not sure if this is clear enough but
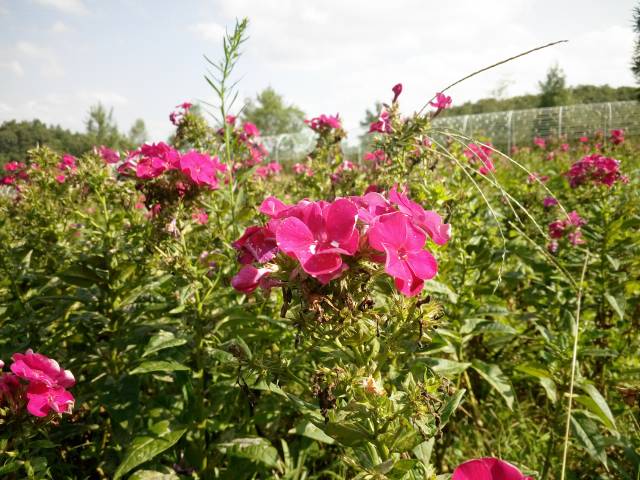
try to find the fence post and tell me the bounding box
[558,106,563,138]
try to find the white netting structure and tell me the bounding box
[260,101,640,161]
[431,101,640,151]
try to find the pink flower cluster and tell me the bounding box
[55,154,78,183]
[533,137,546,149]
[169,101,193,126]
[566,153,627,188]
[464,143,495,175]
[548,210,586,251]
[609,129,624,145]
[119,142,227,190]
[369,110,392,134]
[429,92,452,111]
[453,457,532,480]
[305,114,342,132]
[231,187,450,297]
[255,162,282,179]
[364,149,390,167]
[1,161,29,188]
[293,163,313,176]
[223,117,270,168]
[0,350,75,417]
[95,145,120,164]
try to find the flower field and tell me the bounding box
[1,22,639,480]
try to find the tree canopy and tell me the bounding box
[241,87,305,136]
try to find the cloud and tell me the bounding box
[188,22,226,42]
[50,21,70,33]
[0,102,12,114]
[0,60,24,77]
[16,41,65,77]
[32,0,88,15]
[77,91,128,106]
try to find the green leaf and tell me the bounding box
[217,437,280,468]
[413,438,435,465]
[516,363,557,403]
[471,360,515,410]
[439,389,466,429]
[604,293,624,320]
[58,264,103,288]
[420,357,471,376]
[289,422,335,444]
[142,331,187,357]
[130,361,190,375]
[129,469,180,480]
[324,422,371,447]
[113,426,186,480]
[571,416,607,467]
[577,383,617,433]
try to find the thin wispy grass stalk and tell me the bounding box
[560,251,590,480]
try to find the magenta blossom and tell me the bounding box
[232,225,278,265]
[464,143,495,176]
[579,136,589,143]
[452,458,532,480]
[543,196,558,208]
[369,110,392,134]
[243,122,260,137]
[527,172,549,184]
[392,83,403,102]
[11,350,75,389]
[560,143,570,152]
[389,186,450,245]
[566,153,626,188]
[368,212,437,296]
[96,146,120,164]
[276,199,359,281]
[610,129,624,145]
[533,137,546,149]
[429,92,452,111]
[192,209,208,225]
[231,265,276,294]
[364,149,389,166]
[25,383,75,417]
[306,114,342,132]
[179,151,226,189]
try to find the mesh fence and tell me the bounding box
[431,101,640,151]
[261,101,640,161]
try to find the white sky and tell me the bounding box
[0,0,637,144]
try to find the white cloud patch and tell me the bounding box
[0,60,24,77]
[33,0,88,15]
[50,21,70,33]
[188,22,227,42]
[17,41,65,77]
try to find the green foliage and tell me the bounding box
[242,87,305,136]
[538,65,570,108]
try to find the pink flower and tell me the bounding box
[429,92,452,111]
[232,226,278,264]
[452,458,532,480]
[55,174,66,183]
[560,143,570,152]
[368,212,437,296]
[225,115,237,125]
[243,122,260,137]
[548,220,565,239]
[10,350,75,389]
[276,199,359,281]
[0,372,22,410]
[25,383,74,417]
[96,146,120,164]
[231,265,275,293]
[58,154,78,172]
[392,83,403,102]
[389,186,451,245]
[464,143,495,175]
[364,149,389,166]
[4,161,21,172]
[369,110,392,134]
[610,129,624,145]
[192,209,209,225]
[579,136,589,143]
[179,151,226,188]
[543,196,558,208]
[566,153,624,188]
[293,163,313,176]
[306,114,342,132]
[533,137,546,149]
